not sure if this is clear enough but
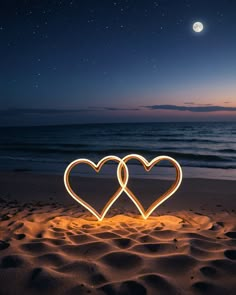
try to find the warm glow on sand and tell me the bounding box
[64,154,182,220]
[52,214,190,231]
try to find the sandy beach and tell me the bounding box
[0,172,236,294]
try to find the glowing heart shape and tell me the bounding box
[117,154,183,219]
[64,156,128,221]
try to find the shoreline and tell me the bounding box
[2,164,236,181]
[1,171,235,212]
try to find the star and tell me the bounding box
[154,2,159,8]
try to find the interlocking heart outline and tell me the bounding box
[64,154,183,221]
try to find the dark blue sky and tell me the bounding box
[1,0,236,125]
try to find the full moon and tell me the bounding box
[193,22,204,33]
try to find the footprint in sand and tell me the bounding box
[0,241,10,251]
[224,249,236,260]
[100,251,142,270]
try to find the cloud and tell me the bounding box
[184,102,213,106]
[89,106,139,111]
[0,106,140,116]
[144,104,236,112]
[104,107,139,111]
[0,108,93,116]
[184,102,195,105]
[199,104,213,106]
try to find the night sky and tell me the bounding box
[1,0,236,125]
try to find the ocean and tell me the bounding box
[0,122,236,180]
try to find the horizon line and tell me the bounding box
[1,120,236,128]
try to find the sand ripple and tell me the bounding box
[0,203,236,294]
